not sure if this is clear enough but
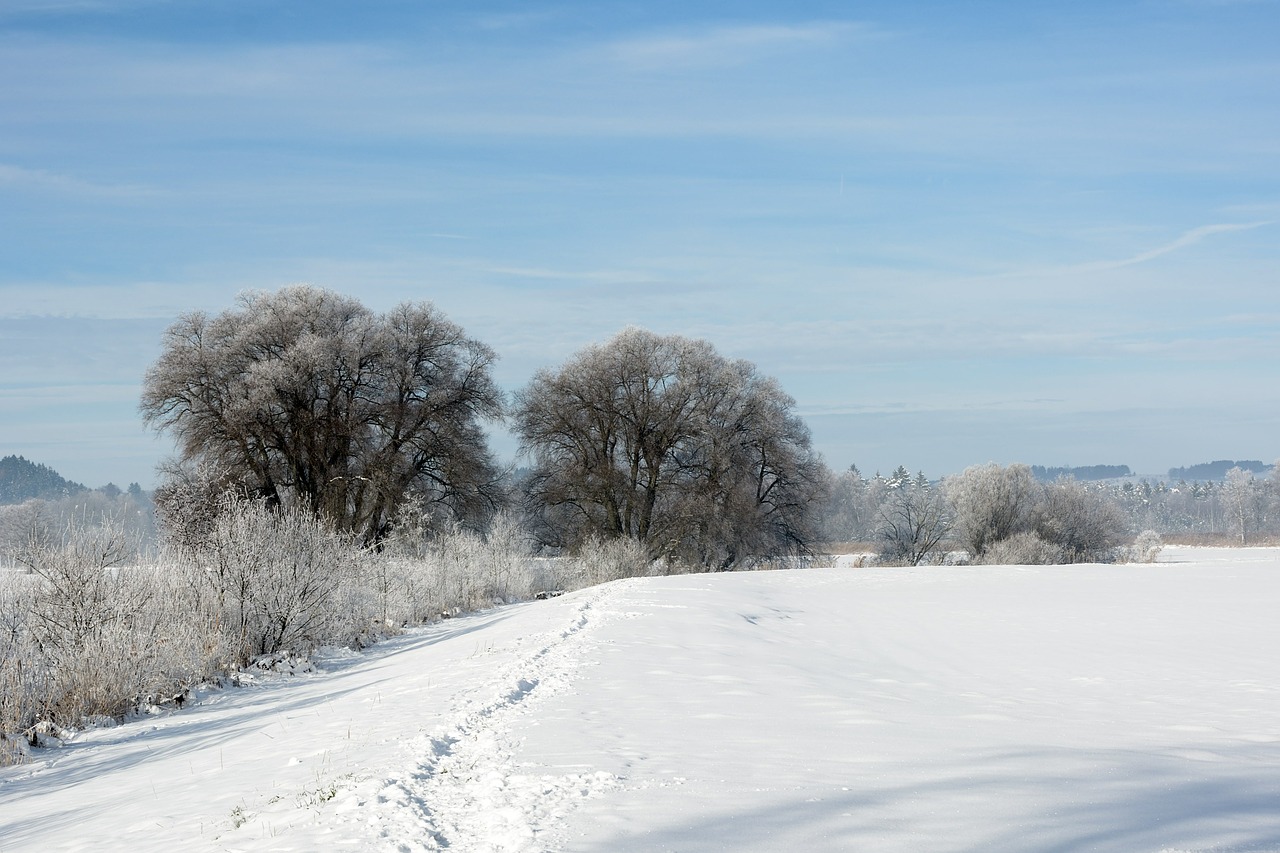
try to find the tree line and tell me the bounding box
[139,286,827,568]
[134,284,1250,566]
[14,283,1274,570]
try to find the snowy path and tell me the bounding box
[4,549,1280,852]
[353,581,627,851]
[0,580,631,852]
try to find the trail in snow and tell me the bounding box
[331,580,631,852]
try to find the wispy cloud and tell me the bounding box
[993,220,1279,283]
[1085,221,1274,271]
[604,21,869,71]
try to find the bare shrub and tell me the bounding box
[980,532,1063,565]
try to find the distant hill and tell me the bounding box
[0,455,87,504]
[1031,464,1132,482]
[1168,460,1272,482]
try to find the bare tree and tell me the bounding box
[514,327,826,568]
[140,286,503,545]
[1033,478,1128,562]
[875,477,953,566]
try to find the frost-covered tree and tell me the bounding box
[944,463,1042,560]
[140,286,503,545]
[514,327,827,568]
[1221,466,1263,545]
[818,464,884,543]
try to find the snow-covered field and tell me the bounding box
[3,547,1280,852]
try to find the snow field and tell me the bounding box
[535,556,1280,851]
[3,548,1280,852]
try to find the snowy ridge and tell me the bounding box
[352,581,631,852]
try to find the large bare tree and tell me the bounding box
[514,327,827,568]
[140,286,503,545]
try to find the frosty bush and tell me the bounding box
[377,511,541,625]
[554,534,653,590]
[1,485,664,762]
[0,523,212,754]
[187,496,374,664]
[1033,479,1129,563]
[1129,530,1164,564]
[942,465,1130,565]
[979,532,1063,566]
[0,570,38,761]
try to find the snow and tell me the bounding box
[4,547,1280,852]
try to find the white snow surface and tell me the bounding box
[4,546,1280,852]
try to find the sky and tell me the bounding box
[1,0,1278,489]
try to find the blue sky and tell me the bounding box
[2,0,1278,488]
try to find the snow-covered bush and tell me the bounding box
[187,496,374,664]
[0,570,39,763]
[553,535,653,590]
[0,523,214,754]
[1129,530,1164,564]
[1033,479,1129,563]
[943,465,1130,565]
[979,531,1062,565]
[375,511,542,625]
[945,464,1041,561]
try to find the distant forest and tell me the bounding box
[0,455,86,504]
[1168,460,1272,482]
[1030,465,1132,482]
